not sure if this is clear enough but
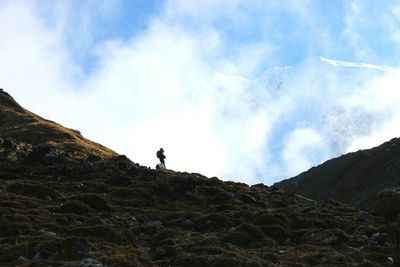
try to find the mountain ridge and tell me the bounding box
[274,136,400,210]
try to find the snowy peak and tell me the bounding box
[320,57,395,72]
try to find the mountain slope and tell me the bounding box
[0,89,398,266]
[274,137,400,210]
[0,89,116,159]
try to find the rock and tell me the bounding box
[368,232,388,247]
[26,143,65,164]
[357,211,374,223]
[156,163,166,169]
[17,256,29,263]
[351,230,370,245]
[32,251,41,260]
[148,219,163,226]
[305,229,349,245]
[41,229,57,237]
[374,187,400,221]
[128,216,139,227]
[251,183,269,190]
[238,193,257,204]
[214,191,235,202]
[181,218,194,229]
[223,223,277,248]
[108,155,135,170]
[0,136,3,146]
[45,148,64,158]
[2,137,18,149]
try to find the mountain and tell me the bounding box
[0,89,398,266]
[0,89,116,160]
[274,137,400,210]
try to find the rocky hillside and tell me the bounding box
[274,138,400,211]
[0,89,398,266]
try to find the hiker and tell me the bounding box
[156,148,166,167]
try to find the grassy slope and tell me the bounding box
[0,89,116,159]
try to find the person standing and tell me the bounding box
[156,148,166,167]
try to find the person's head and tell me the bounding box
[160,148,164,152]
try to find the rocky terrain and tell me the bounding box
[0,89,399,266]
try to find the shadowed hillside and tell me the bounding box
[274,138,400,210]
[0,89,398,266]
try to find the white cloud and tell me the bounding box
[345,70,400,151]
[1,1,400,186]
[0,1,77,114]
[282,128,328,175]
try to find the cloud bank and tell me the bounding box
[1,0,400,185]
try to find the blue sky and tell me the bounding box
[1,0,400,184]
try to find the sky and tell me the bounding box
[1,0,400,185]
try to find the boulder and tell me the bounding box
[156,163,166,169]
[238,193,257,204]
[304,229,350,245]
[374,187,400,221]
[26,143,65,164]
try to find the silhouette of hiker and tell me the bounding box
[156,148,166,167]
